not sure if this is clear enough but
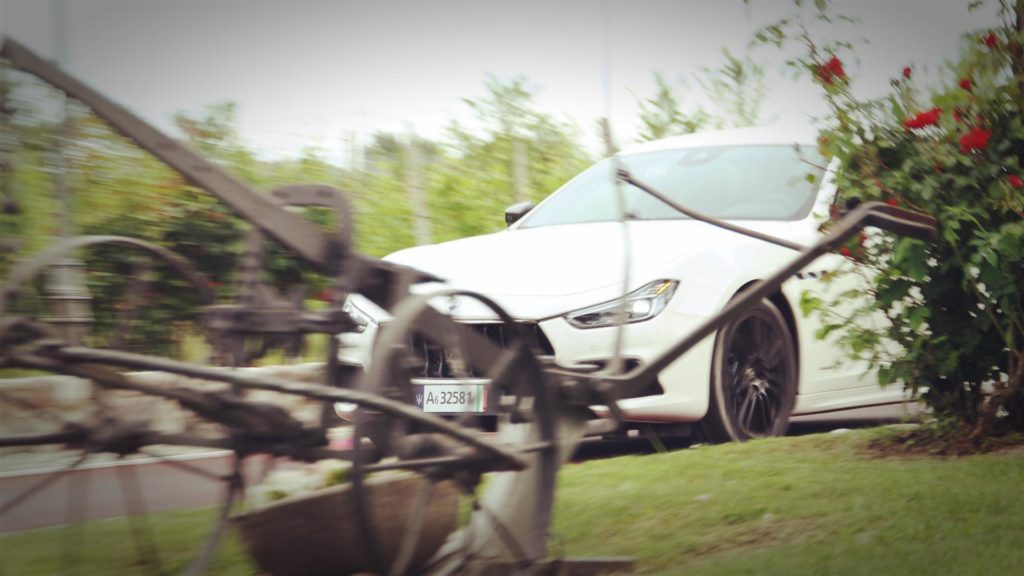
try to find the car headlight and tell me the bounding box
[564,279,678,329]
[343,297,375,333]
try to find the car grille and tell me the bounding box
[406,322,555,379]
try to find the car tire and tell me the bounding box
[699,299,797,443]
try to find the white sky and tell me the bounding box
[1,0,998,163]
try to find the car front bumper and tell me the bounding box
[337,304,716,424]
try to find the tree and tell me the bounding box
[440,75,591,240]
[636,51,770,142]
[636,72,708,141]
[699,49,771,129]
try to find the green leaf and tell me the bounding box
[908,306,931,331]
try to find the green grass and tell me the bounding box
[3,428,1022,575]
[0,506,256,576]
[553,427,1024,575]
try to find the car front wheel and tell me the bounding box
[700,299,797,442]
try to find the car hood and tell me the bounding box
[382,220,798,320]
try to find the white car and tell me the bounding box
[339,126,904,442]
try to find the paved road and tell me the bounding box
[0,452,268,534]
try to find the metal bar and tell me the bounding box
[0,235,214,315]
[10,348,527,470]
[0,429,85,447]
[0,38,335,272]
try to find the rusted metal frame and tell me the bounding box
[0,429,85,447]
[400,295,509,371]
[17,345,529,470]
[0,235,215,314]
[5,351,511,470]
[365,288,562,562]
[551,200,938,401]
[0,38,335,272]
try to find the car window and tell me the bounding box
[519,144,825,228]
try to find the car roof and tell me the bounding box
[619,124,820,156]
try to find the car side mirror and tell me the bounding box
[504,201,535,227]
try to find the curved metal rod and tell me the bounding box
[550,200,938,400]
[9,346,528,471]
[616,168,804,251]
[0,235,215,315]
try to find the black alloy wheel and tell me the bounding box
[700,299,797,442]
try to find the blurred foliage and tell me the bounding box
[635,50,770,141]
[0,71,591,358]
[760,0,1024,441]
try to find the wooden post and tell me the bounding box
[404,124,432,246]
[512,139,530,204]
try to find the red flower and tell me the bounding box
[902,66,912,79]
[959,78,972,91]
[816,55,846,85]
[885,198,901,207]
[839,246,853,258]
[983,32,998,48]
[903,107,942,130]
[953,109,964,123]
[315,288,336,302]
[958,126,992,153]
[1009,175,1023,189]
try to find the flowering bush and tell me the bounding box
[767,1,1024,443]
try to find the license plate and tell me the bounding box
[415,383,487,413]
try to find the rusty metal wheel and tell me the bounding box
[357,288,563,572]
[0,358,248,576]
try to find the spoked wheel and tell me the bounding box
[356,288,561,573]
[0,363,249,575]
[0,239,247,575]
[700,299,797,443]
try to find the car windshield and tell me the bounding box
[518,144,826,228]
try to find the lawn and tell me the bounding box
[2,427,1022,575]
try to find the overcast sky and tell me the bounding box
[1,0,997,162]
